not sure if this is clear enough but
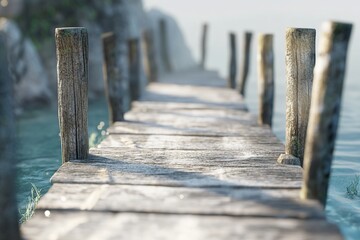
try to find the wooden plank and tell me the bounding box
[37,184,324,219]
[88,148,282,167]
[141,83,244,107]
[51,161,302,188]
[108,121,277,137]
[97,135,285,151]
[131,101,247,111]
[21,211,342,240]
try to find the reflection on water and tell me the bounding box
[16,97,109,213]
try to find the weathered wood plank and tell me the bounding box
[51,162,302,188]
[56,27,89,163]
[97,134,285,151]
[37,184,324,219]
[88,148,282,167]
[22,211,342,240]
[132,101,247,111]
[108,121,277,137]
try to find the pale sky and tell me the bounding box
[144,0,359,78]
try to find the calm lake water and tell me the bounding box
[16,76,360,239]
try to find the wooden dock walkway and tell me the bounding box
[21,70,342,240]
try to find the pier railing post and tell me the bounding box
[200,23,208,69]
[238,31,253,96]
[159,19,172,73]
[56,27,89,163]
[228,32,237,89]
[128,38,142,101]
[102,32,128,123]
[143,30,158,83]
[257,34,274,127]
[0,32,21,240]
[301,21,352,205]
[278,28,315,166]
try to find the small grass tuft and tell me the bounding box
[19,184,42,224]
[346,175,360,199]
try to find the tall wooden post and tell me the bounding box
[102,32,130,123]
[0,32,21,240]
[143,30,158,83]
[238,32,253,96]
[159,19,172,72]
[128,38,142,101]
[56,27,89,163]
[112,0,131,111]
[301,22,352,205]
[257,34,274,127]
[228,32,237,89]
[278,28,316,166]
[200,23,208,69]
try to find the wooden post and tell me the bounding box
[200,23,208,69]
[257,34,274,127]
[301,22,352,205]
[128,38,142,101]
[56,27,89,163]
[0,32,21,240]
[228,32,237,89]
[278,28,316,166]
[159,19,172,72]
[102,32,130,123]
[238,31,252,96]
[143,30,158,83]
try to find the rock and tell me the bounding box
[0,18,52,109]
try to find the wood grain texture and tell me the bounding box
[143,30,158,82]
[257,34,274,127]
[56,27,89,163]
[102,32,127,122]
[0,31,21,240]
[37,184,324,219]
[238,32,252,96]
[283,28,315,166]
[22,70,341,239]
[22,211,342,240]
[301,22,352,205]
[128,38,142,101]
[51,161,302,188]
[228,33,237,89]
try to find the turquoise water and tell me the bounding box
[16,84,360,239]
[16,97,109,213]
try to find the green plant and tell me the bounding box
[346,175,360,199]
[19,184,42,224]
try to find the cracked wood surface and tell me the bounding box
[21,70,342,239]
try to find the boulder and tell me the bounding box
[0,18,52,109]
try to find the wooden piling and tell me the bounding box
[0,32,21,240]
[257,34,274,127]
[238,32,253,96]
[159,19,172,72]
[200,23,208,69]
[143,30,158,83]
[301,22,352,205]
[278,28,315,166]
[128,38,142,101]
[102,32,129,123]
[228,33,237,89]
[56,27,89,163]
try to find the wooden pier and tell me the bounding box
[21,70,342,240]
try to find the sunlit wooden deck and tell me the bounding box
[21,70,342,240]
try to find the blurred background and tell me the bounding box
[0,0,359,239]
